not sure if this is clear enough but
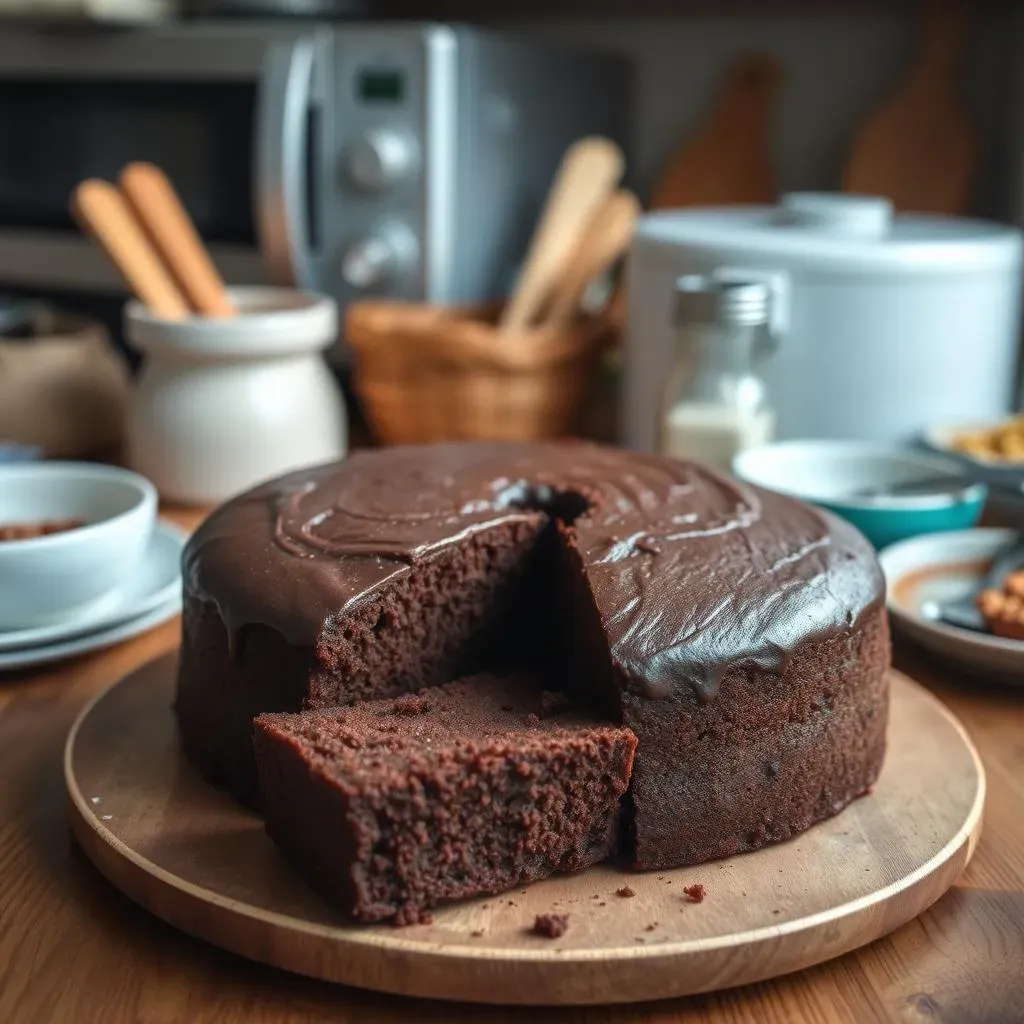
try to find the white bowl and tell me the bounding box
[732,440,985,549]
[0,462,157,630]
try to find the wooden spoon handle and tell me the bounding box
[544,190,640,329]
[70,179,190,320]
[500,137,625,334]
[119,162,235,318]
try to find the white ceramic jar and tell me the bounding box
[125,287,347,504]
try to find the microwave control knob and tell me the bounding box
[347,128,418,192]
[341,222,418,290]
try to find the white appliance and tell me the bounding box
[625,193,1024,451]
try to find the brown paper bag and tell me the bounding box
[0,314,129,458]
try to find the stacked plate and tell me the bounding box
[0,462,184,671]
[0,521,184,670]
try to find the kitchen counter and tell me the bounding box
[2,506,1024,1024]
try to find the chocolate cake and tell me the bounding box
[254,674,636,924]
[178,440,888,876]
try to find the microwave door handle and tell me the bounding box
[256,37,315,289]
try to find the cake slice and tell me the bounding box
[254,674,636,924]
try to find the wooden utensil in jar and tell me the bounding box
[649,53,780,210]
[543,190,640,329]
[842,0,976,214]
[500,137,625,334]
[120,162,236,317]
[71,180,190,320]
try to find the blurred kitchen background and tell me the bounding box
[3,0,1024,480]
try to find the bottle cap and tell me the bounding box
[674,274,770,328]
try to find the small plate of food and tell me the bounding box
[924,414,1024,473]
[879,527,1024,682]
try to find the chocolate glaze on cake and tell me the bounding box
[177,440,888,870]
[185,442,880,694]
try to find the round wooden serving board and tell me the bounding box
[65,657,984,1006]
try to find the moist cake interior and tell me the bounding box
[255,674,636,924]
[308,482,612,712]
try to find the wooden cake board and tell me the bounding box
[65,657,984,1006]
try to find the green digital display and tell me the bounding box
[359,70,404,103]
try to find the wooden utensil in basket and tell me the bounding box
[347,302,611,444]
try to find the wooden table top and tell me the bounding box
[3,506,1024,1024]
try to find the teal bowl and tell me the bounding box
[732,441,987,550]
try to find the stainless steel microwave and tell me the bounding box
[0,22,630,317]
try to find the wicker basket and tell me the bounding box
[346,301,611,444]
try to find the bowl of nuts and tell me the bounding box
[925,414,1024,470]
[0,462,157,630]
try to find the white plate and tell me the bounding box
[879,528,1024,682]
[0,593,181,671]
[0,520,185,652]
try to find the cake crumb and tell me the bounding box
[390,694,433,716]
[599,902,606,907]
[470,929,484,937]
[616,886,636,898]
[390,910,433,927]
[645,922,658,931]
[683,884,706,903]
[532,914,569,938]
[772,910,780,915]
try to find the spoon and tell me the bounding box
[921,535,1024,631]
[850,474,1022,503]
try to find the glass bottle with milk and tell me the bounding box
[659,274,775,473]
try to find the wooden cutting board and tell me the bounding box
[648,53,780,210]
[842,0,976,214]
[65,656,983,1006]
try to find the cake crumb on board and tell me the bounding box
[532,914,569,938]
[682,884,706,903]
[616,886,635,898]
